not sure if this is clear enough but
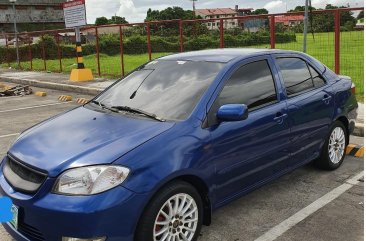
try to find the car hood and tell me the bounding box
[9,106,174,177]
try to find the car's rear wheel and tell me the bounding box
[135,181,203,241]
[316,121,347,170]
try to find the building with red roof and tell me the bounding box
[275,15,304,26]
[195,6,239,30]
[195,5,267,32]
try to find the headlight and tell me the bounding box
[53,165,130,195]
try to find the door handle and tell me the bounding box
[274,113,288,123]
[322,94,332,104]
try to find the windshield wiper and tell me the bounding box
[91,100,119,113]
[111,105,166,122]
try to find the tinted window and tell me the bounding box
[277,58,313,96]
[309,65,326,88]
[96,60,225,121]
[305,54,326,73]
[216,60,277,110]
[207,60,277,126]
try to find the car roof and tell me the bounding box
[159,48,297,63]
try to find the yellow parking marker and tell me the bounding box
[76,98,89,105]
[58,95,72,102]
[346,144,356,155]
[355,147,364,158]
[1,85,12,90]
[0,83,9,89]
[346,144,364,158]
[35,91,47,97]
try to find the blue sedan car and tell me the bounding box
[1,49,358,241]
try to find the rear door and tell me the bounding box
[273,55,335,167]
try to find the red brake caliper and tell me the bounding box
[155,215,165,232]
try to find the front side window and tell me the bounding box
[95,60,225,121]
[216,60,277,110]
[276,58,313,96]
[208,60,277,125]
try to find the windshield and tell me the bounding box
[95,60,225,121]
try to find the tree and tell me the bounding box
[357,10,364,19]
[288,4,356,32]
[95,16,129,25]
[95,17,109,25]
[146,6,195,21]
[109,16,128,24]
[288,5,316,12]
[252,8,268,15]
[327,5,356,27]
[145,6,205,37]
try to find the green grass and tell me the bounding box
[2,52,170,78]
[266,32,363,101]
[2,31,363,100]
[243,32,363,100]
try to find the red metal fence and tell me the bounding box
[0,7,363,96]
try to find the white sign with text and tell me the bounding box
[63,0,87,28]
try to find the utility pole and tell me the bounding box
[191,0,197,19]
[303,0,309,53]
[190,0,198,37]
[9,0,19,67]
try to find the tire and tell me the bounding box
[135,181,203,241]
[315,121,347,170]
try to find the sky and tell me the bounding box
[85,0,364,24]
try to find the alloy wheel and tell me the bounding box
[328,127,346,164]
[153,193,199,241]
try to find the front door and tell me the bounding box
[206,57,291,205]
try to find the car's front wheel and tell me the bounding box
[316,121,347,170]
[136,181,203,241]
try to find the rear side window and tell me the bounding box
[309,65,326,88]
[277,58,313,96]
[218,60,277,110]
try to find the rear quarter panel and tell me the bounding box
[331,76,358,133]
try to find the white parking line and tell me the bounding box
[254,171,364,241]
[0,102,70,113]
[0,133,20,139]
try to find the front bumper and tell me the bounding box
[0,159,150,241]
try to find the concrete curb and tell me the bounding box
[353,123,364,137]
[0,77,103,96]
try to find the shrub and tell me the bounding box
[124,35,147,54]
[0,31,297,63]
[98,34,121,55]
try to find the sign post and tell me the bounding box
[63,0,93,82]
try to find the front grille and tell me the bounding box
[3,155,47,194]
[18,221,45,241]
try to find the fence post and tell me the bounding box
[41,34,47,71]
[270,15,275,49]
[5,35,10,67]
[220,19,224,48]
[147,23,152,61]
[179,20,184,52]
[119,26,125,77]
[28,35,33,70]
[56,31,62,72]
[334,9,340,74]
[95,27,101,77]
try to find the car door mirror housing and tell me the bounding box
[217,104,248,122]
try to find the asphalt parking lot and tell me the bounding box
[0,84,363,241]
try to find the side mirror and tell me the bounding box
[217,104,248,122]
